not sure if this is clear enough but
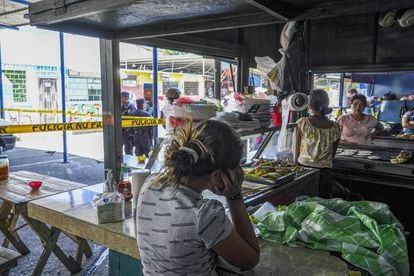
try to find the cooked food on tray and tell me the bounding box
[243,160,304,181]
[367,155,381,160]
[390,150,412,164]
[396,133,414,140]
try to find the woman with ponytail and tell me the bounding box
[295,89,348,198]
[137,120,259,275]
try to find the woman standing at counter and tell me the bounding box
[338,94,384,145]
[296,89,348,198]
[137,120,259,275]
[402,107,414,134]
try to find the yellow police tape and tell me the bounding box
[0,118,165,134]
[3,107,102,118]
[3,108,158,120]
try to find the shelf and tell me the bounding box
[238,126,280,139]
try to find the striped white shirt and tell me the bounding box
[137,180,233,275]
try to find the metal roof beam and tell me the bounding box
[9,0,31,5]
[127,34,241,59]
[241,0,299,20]
[29,0,141,25]
[0,7,27,17]
[117,12,282,40]
[0,23,19,30]
[296,0,414,21]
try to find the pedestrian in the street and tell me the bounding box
[121,91,136,155]
[131,98,152,158]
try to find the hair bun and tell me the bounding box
[169,147,198,177]
[320,105,333,115]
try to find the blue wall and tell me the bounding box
[373,73,414,98]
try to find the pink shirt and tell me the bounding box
[337,114,378,145]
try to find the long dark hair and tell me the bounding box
[154,120,243,190]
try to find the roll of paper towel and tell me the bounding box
[287,93,308,111]
[132,169,150,211]
[277,92,308,153]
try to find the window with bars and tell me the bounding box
[184,81,199,95]
[3,70,27,102]
[88,88,102,101]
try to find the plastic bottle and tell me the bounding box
[118,164,132,201]
[0,155,9,181]
[103,169,114,193]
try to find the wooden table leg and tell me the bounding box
[32,226,61,276]
[65,232,93,263]
[0,202,30,255]
[24,217,81,275]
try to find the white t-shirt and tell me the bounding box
[161,104,175,135]
[136,180,233,275]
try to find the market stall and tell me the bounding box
[25,0,414,274]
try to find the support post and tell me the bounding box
[0,36,4,119]
[339,73,345,108]
[152,48,158,146]
[237,54,249,93]
[59,32,68,163]
[214,60,221,100]
[100,39,122,181]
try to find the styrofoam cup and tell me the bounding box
[131,169,150,210]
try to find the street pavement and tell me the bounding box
[2,139,109,275]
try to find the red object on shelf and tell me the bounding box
[28,181,42,190]
[272,104,282,126]
[175,97,193,104]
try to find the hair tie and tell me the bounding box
[179,146,199,163]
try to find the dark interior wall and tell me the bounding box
[241,24,283,67]
[309,14,376,69]
[309,14,414,71]
[376,24,414,63]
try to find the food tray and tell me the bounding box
[244,172,296,186]
[336,149,412,162]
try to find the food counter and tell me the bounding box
[333,142,414,265]
[334,145,414,180]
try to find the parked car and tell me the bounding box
[0,119,16,153]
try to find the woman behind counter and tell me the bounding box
[338,94,384,145]
[137,120,259,275]
[402,107,414,134]
[296,89,349,198]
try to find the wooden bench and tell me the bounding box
[0,246,21,276]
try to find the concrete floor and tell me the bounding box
[2,146,110,276]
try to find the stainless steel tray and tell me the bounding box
[244,172,296,186]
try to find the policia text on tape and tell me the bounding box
[0,118,165,134]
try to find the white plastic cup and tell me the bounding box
[131,169,150,211]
